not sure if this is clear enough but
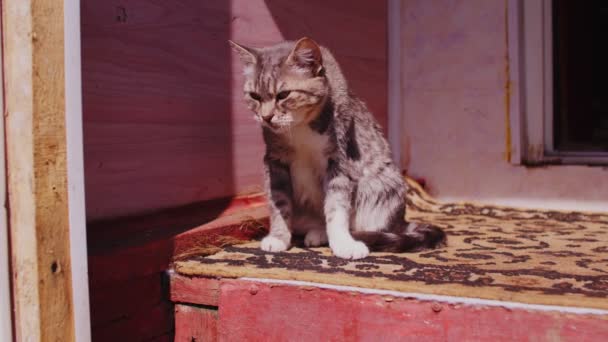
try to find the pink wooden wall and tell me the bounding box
[82,0,387,221]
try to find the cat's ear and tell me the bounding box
[286,37,323,75]
[229,40,258,66]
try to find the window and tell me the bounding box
[508,0,608,165]
[553,0,608,153]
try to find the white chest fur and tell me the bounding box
[288,127,329,211]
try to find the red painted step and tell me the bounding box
[170,276,608,341]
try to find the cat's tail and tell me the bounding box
[351,223,446,253]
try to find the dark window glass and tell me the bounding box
[553,0,608,152]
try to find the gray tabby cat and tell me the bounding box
[230,37,446,259]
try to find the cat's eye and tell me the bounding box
[276,91,291,101]
[249,92,262,101]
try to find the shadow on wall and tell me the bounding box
[81,1,234,340]
[80,1,389,339]
[82,0,234,222]
[81,0,388,224]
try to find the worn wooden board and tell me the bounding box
[0,10,11,342]
[175,304,218,342]
[3,0,76,340]
[213,279,608,341]
[171,275,220,307]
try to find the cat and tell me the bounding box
[230,37,446,259]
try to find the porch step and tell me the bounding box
[170,177,608,341]
[171,276,608,342]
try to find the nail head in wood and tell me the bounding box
[249,284,259,295]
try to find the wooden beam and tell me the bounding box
[171,275,220,307]
[0,13,13,342]
[214,279,608,341]
[2,0,78,340]
[174,304,218,342]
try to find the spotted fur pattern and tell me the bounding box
[230,38,446,259]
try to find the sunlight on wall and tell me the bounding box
[229,0,283,195]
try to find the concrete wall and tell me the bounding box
[400,0,608,211]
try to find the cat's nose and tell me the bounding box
[262,114,274,123]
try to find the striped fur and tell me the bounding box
[230,38,446,259]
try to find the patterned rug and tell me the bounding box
[175,178,608,311]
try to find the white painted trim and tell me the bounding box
[0,20,14,342]
[542,0,554,153]
[65,0,91,340]
[241,278,608,316]
[440,195,608,213]
[387,0,402,168]
[509,0,553,163]
[522,0,547,163]
[507,0,523,164]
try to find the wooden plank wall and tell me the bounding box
[81,0,386,340]
[82,0,387,222]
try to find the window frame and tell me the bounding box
[508,0,608,165]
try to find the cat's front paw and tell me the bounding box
[330,239,369,259]
[260,235,289,252]
[304,230,328,247]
